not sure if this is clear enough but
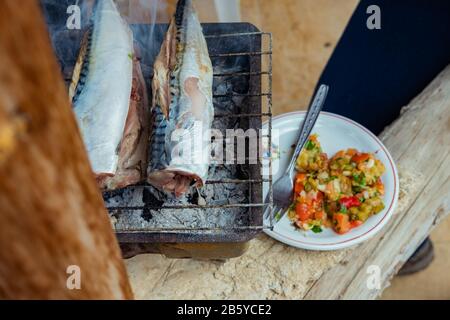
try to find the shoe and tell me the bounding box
[398,237,434,276]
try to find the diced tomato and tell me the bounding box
[339,196,361,208]
[350,220,363,229]
[315,191,324,202]
[296,203,312,221]
[375,178,385,195]
[306,190,318,202]
[294,173,306,194]
[333,213,351,234]
[315,211,326,221]
[294,180,304,194]
[351,153,370,163]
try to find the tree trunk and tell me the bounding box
[0,0,133,299]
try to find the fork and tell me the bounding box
[264,84,329,225]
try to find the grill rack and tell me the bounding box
[105,29,274,235]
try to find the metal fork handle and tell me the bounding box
[285,84,329,176]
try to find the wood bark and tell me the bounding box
[0,0,133,299]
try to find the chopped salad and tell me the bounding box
[287,134,386,235]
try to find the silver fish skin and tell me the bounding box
[71,0,134,177]
[96,55,149,191]
[148,0,214,197]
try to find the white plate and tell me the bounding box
[262,111,399,251]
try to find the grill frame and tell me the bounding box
[57,22,274,244]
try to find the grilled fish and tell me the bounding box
[97,55,149,190]
[70,0,149,190]
[148,0,213,197]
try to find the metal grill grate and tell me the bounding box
[106,30,274,235]
[107,32,273,233]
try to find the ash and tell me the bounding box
[105,169,249,232]
[104,62,253,233]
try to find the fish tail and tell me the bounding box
[174,0,187,27]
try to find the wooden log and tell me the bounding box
[0,0,133,299]
[304,65,450,300]
[125,65,449,300]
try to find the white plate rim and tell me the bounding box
[262,111,399,251]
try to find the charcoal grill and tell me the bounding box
[52,22,273,259]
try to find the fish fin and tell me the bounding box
[115,140,122,156]
[174,0,187,27]
[69,27,92,102]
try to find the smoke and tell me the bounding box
[40,0,94,76]
[125,0,169,75]
[40,0,168,79]
[145,0,167,55]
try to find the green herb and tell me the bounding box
[326,175,338,182]
[128,53,134,60]
[324,202,330,214]
[353,173,366,186]
[275,211,282,221]
[311,225,323,233]
[288,203,296,211]
[360,175,366,186]
[304,182,312,192]
[352,185,362,193]
[305,140,316,150]
[340,205,347,213]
